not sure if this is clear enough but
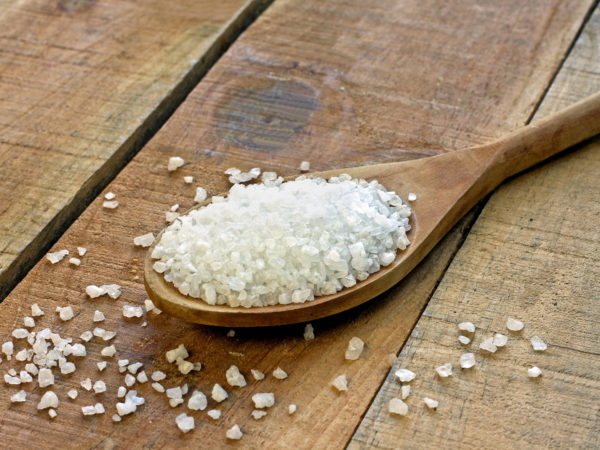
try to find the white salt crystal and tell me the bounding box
[168,156,185,171]
[194,187,207,203]
[528,366,542,378]
[152,382,165,393]
[458,335,471,345]
[144,299,155,312]
[176,413,195,433]
[4,375,20,385]
[67,389,78,400]
[166,344,188,363]
[80,331,93,342]
[170,204,179,212]
[25,363,38,375]
[331,374,348,392]
[93,310,105,322]
[460,353,476,369]
[12,328,29,339]
[81,378,92,391]
[122,305,143,318]
[251,369,265,381]
[394,369,416,383]
[117,386,127,398]
[261,171,277,182]
[133,233,155,247]
[507,317,524,332]
[252,393,275,408]
[104,192,116,200]
[31,303,44,317]
[103,200,119,209]
[124,374,136,387]
[137,371,148,383]
[479,337,498,353]
[167,386,183,399]
[85,285,105,298]
[15,349,28,361]
[207,409,221,420]
[169,398,184,408]
[93,380,106,394]
[531,336,547,351]
[177,359,194,375]
[94,403,105,414]
[226,329,235,338]
[493,333,508,347]
[112,414,122,422]
[226,424,243,440]
[424,397,438,410]
[127,362,143,374]
[300,161,310,171]
[436,363,452,378]
[273,367,288,380]
[48,408,57,419]
[101,345,116,357]
[60,362,76,374]
[151,370,166,381]
[68,343,86,357]
[226,365,247,387]
[165,211,179,223]
[183,176,194,184]
[345,336,365,360]
[407,193,417,202]
[252,410,267,420]
[69,257,81,266]
[211,384,228,402]
[82,405,96,416]
[77,247,87,257]
[388,398,408,416]
[401,385,411,400]
[38,368,54,387]
[56,306,74,321]
[37,391,59,410]
[116,399,137,416]
[303,323,315,341]
[10,390,27,403]
[2,341,13,359]
[8,369,16,376]
[458,322,475,333]
[46,250,69,264]
[187,391,207,411]
[102,330,116,341]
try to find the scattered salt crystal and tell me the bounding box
[69,257,81,266]
[10,390,27,403]
[127,362,143,374]
[124,374,136,387]
[46,250,69,264]
[169,398,183,408]
[102,331,116,341]
[273,367,288,380]
[345,336,365,360]
[144,299,155,312]
[252,410,267,420]
[166,344,188,363]
[112,414,122,422]
[8,368,17,376]
[207,409,221,420]
[167,386,183,399]
[507,317,524,332]
[15,349,28,361]
[493,333,508,347]
[93,310,105,322]
[104,192,116,200]
[152,382,165,392]
[458,335,471,345]
[116,399,137,416]
[117,386,127,398]
[94,403,105,414]
[86,285,104,298]
[137,371,148,383]
[187,391,207,411]
[122,305,143,318]
[2,341,14,359]
[479,337,498,353]
[226,424,243,440]
[25,363,38,375]
[4,374,20,385]
[226,365,247,387]
[31,303,44,317]
[401,385,411,400]
[528,366,542,378]
[165,211,179,223]
[77,247,87,257]
[194,187,207,203]
[82,405,96,416]
[60,362,76,374]
[436,363,452,378]
[177,359,194,375]
[176,413,195,433]
[80,331,93,342]
[331,374,348,392]
[251,369,265,381]
[93,380,106,394]
[133,233,155,247]
[407,193,417,202]
[151,370,166,381]
[183,176,194,184]
[300,161,310,171]
[12,328,29,339]
[67,389,78,400]
[531,336,547,351]
[261,171,277,182]
[101,345,116,357]
[303,323,315,341]
[460,353,476,369]
[81,378,92,391]
[170,204,179,212]
[94,327,108,337]
[56,306,74,321]
[141,321,147,327]
[38,368,54,387]
[227,329,235,338]
[168,156,185,171]
[458,322,476,333]
[211,384,228,403]
[48,408,57,419]
[252,393,275,409]
[388,398,408,416]
[37,391,59,410]
[395,369,416,383]
[424,397,438,410]
[103,200,119,209]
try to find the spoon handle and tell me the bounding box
[488,90,600,179]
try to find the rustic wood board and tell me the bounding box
[351,6,600,450]
[0,0,593,448]
[0,0,271,299]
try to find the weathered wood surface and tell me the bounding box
[0,0,270,299]
[351,7,600,450]
[0,0,594,448]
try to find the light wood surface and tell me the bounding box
[145,91,600,327]
[0,0,269,299]
[0,0,594,448]
[351,7,600,450]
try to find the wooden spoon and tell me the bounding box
[145,91,600,327]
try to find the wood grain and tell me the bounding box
[0,0,272,299]
[351,6,600,450]
[0,0,593,448]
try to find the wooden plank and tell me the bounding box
[0,0,272,299]
[351,6,600,450]
[0,0,593,448]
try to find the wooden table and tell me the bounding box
[1,0,599,448]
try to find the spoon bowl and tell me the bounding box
[145,91,600,327]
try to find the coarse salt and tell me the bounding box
[458,322,475,333]
[31,304,44,317]
[122,305,143,318]
[10,390,27,403]
[176,413,195,433]
[56,306,74,321]
[207,409,221,420]
[194,187,207,203]
[507,317,524,332]
[104,192,116,200]
[93,310,105,322]
[69,257,81,266]
[458,335,471,345]
[299,161,310,171]
[479,337,497,354]
[252,393,275,409]
[407,193,417,202]
[151,370,166,381]
[77,247,87,257]
[388,398,408,416]
[423,397,438,410]
[493,333,508,347]
[133,233,155,247]
[251,369,265,381]
[303,323,315,341]
[226,365,246,387]
[394,369,416,383]
[184,176,194,184]
[288,404,297,415]
[168,156,185,172]
[37,391,59,410]
[252,410,267,420]
[46,250,69,264]
[211,383,228,403]
[345,336,365,360]
[436,363,452,378]
[531,336,547,351]
[401,385,411,400]
[331,374,348,392]
[103,200,119,209]
[226,424,243,440]
[528,366,542,378]
[187,391,207,411]
[272,367,288,380]
[460,353,476,369]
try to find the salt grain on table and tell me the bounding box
[46,250,69,264]
[303,323,315,341]
[226,424,243,440]
[507,317,524,331]
[528,366,542,378]
[479,337,498,353]
[10,390,26,403]
[31,303,44,317]
[395,368,416,383]
[252,393,275,408]
[176,413,195,433]
[37,391,59,410]
[436,363,452,378]
[211,384,228,402]
[388,398,408,416]
[252,410,267,420]
[331,374,348,392]
[183,176,194,184]
[251,369,265,381]
[458,335,471,345]
[123,305,143,318]
[187,391,207,411]
[401,385,411,400]
[69,257,81,266]
[102,200,119,209]
[133,233,155,247]
[531,336,547,351]
[458,322,476,333]
[460,353,476,369]
[168,156,185,171]
[493,333,508,347]
[424,397,439,410]
[345,336,365,360]
[273,367,288,380]
[151,370,166,381]
[288,404,297,414]
[207,409,221,420]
